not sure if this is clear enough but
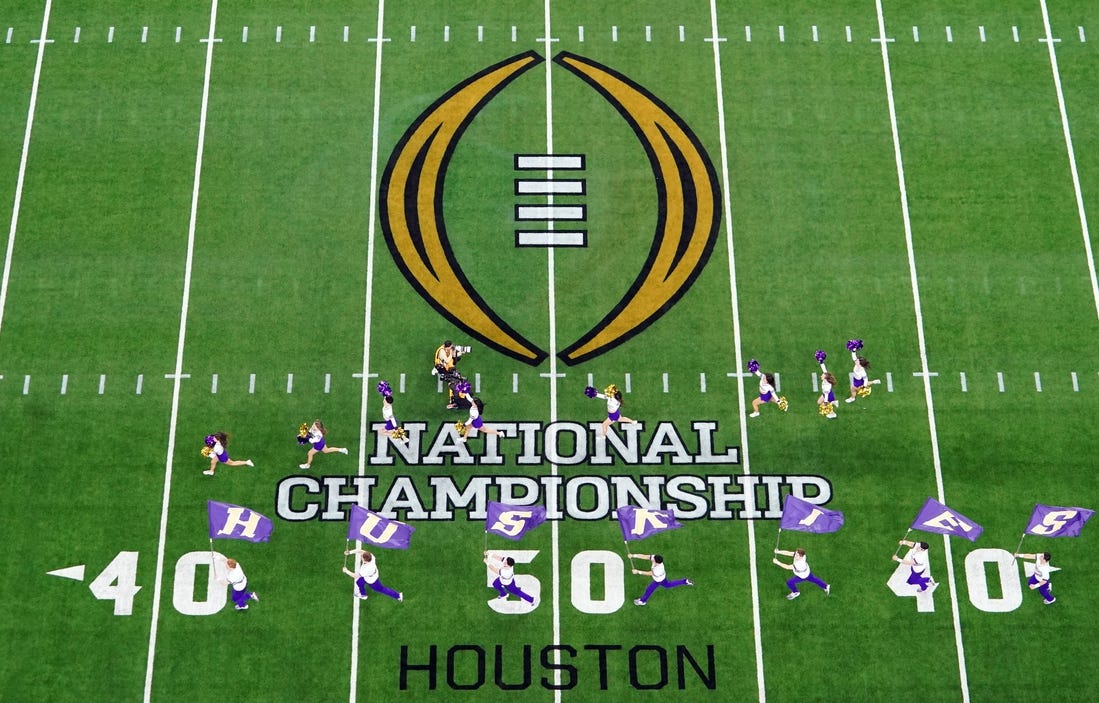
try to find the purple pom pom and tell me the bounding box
[584,386,597,398]
[846,339,864,352]
[204,434,216,447]
[815,350,827,364]
[747,359,760,374]
[376,380,392,396]
[454,380,471,395]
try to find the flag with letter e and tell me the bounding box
[616,505,683,542]
[486,501,547,541]
[347,504,415,549]
[207,500,273,543]
[779,495,845,534]
[1024,504,1094,538]
[910,497,984,542]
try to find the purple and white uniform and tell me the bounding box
[225,561,255,609]
[786,554,829,594]
[755,371,776,402]
[382,402,398,432]
[906,548,932,591]
[638,560,691,604]
[819,364,836,403]
[1028,560,1055,603]
[467,398,484,429]
[356,558,401,601]
[851,352,868,388]
[211,440,229,463]
[308,427,326,451]
[492,563,534,603]
[595,392,622,421]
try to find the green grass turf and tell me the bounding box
[1,1,1097,701]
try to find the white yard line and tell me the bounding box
[0,0,52,339]
[349,1,387,701]
[1038,0,1099,320]
[707,2,766,701]
[873,3,970,702]
[143,1,219,701]
[540,1,564,698]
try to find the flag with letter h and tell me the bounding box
[486,501,547,541]
[207,500,274,543]
[347,504,415,549]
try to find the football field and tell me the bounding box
[1,1,1097,701]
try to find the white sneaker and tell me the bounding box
[749,412,760,418]
[398,592,404,602]
[299,463,310,469]
[458,437,467,443]
[825,584,831,596]
[686,579,695,586]
[845,397,856,404]
[826,413,837,419]
[339,448,349,454]
[235,605,249,610]
[203,470,215,476]
[926,581,939,594]
[250,592,259,602]
[356,593,368,600]
[1044,597,1056,605]
[633,598,646,606]
[786,592,800,600]
[246,460,255,467]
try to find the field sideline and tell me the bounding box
[1,1,1098,702]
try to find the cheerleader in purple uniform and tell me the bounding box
[815,350,838,419]
[584,383,637,437]
[299,420,348,469]
[454,382,499,442]
[748,359,785,417]
[202,432,254,476]
[380,393,410,444]
[845,339,871,403]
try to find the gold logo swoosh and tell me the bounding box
[554,52,721,366]
[380,51,548,365]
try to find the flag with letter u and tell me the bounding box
[910,497,984,542]
[616,505,683,542]
[779,495,844,533]
[1024,504,1094,538]
[486,501,547,541]
[207,500,274,543]
[347,504,415,549]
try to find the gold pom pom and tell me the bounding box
[857,385,872,398]
[603,384,618,397]
[818,402,835,417]
[392,427,408,441]
[297,422,309,438]
[777,396,789,412]
[454,421,469,437]
[200,446,213,458]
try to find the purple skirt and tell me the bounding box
[216,451,229,463]
[312,437,327,450]
[471,416,484,429]
[759,391,774,402]
[852,377,865,388]
[384,418,398,431]
[608,410,621,421]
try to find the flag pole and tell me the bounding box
[209,538,217,578]
[1012,533,1027,561]
[774,527,783,552]
[892,528,912,558]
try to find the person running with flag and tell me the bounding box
[343,549,403,602]
[220,557,259,611]
[484,551,535,606]
[773,548,831,599]
[894,539,937,593]
[629,553,694,605]
[1014,551,1056,605]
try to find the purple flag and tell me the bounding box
[347,505,415,549]
[1025,504,1094,538]
[909,497,984,542]
[779,495,845,533]
[207,500,273,543]
[486,501,547,541]
[616,505,683,542]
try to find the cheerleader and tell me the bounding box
[748,360,786,417]
[845,340,871,403]
[455,383,499,442]
[816,350,838,419]
[299,420,348,469]
[589,384,636,437]
[380,393,410,444]
[202,432,254,476]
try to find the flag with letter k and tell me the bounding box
[910,497,984,542]
[207,500,274,542]
[616,505,683,542]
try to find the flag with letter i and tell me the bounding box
[910,497,984,542]
[347,504,415,549]
[616,505,683,542]
[485,501,547,541]
[1024,504,1094,538]
[207,500,274,543]
[779,495,845,534]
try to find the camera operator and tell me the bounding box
[432,340,470,409]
